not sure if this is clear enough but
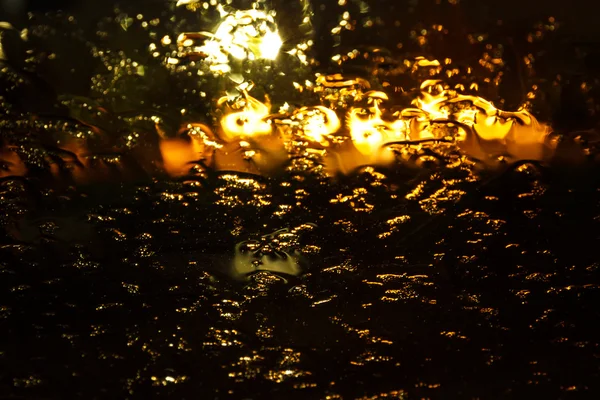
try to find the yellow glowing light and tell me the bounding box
[291,106,341,145]
[258,29,283,60]
[159,139,201,177]
[219,89,273,141]
[381,80,553,164]
[348,92,402,155]
[348,108,387,155]
[158,124,218,177]
[160,45,557,175]
[177,7,283,73]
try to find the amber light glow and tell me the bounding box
[174,77,553,177]
[154,78,554,178]
[218,87,273,141]
[158,5,555,178]
[0,5,558,182]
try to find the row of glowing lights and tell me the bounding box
[159,77,550,177]
[0,6,553,181]
[159,6,551,176]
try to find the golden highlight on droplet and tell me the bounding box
[218,88,273,141]
[167,74,553,177]
[285,106,341,146]
[159,138,203,177]
[159,123,216,177]
[401,80,555,163]
[348,91,395,155]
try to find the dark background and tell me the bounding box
[2,0,600,40]
[2,1,600,399]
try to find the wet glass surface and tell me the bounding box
[1,0,600,398]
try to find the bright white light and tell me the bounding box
[177,8,283,74]
[259,30,283,60]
